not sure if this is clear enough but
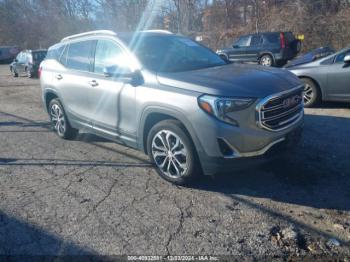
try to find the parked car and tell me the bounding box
[217,32,301,67]
[40,30,304,185]
[10,49,47,78]
[284,46,336,68]
[0,46,20,63]
[287,46,350,107]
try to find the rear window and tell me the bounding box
[284,32,295,43]
[32,51,47,61]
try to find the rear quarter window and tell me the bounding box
[46,45,65,61]
[264,34,280,44]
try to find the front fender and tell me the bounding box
[137,105,205,156]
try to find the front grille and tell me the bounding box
[257,87,303,131]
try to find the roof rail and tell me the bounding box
[61,30,117,42]
[140,30,173,34]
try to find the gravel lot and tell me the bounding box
[0,64,349,258]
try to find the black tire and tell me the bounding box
[11,67,18,77]
[147,119,200,185]
[301,78,320,108]
[259,54,274,67]
[292,39,302,53]
[48,98,78,139]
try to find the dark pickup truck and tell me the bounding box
[217,32,301,67]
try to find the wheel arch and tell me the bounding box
[44,90,59,112]
[218,53,229,60]
[258,52,275,64]
[299,76,323,100]
[138,107,204,156]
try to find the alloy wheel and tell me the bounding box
[303,83,314,105]
[50,104,66,136]
[151,130,188,178]
[260,56,272,66]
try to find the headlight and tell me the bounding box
[198,95,255,126]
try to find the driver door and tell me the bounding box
[326,49,350,101]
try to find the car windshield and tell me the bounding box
[121,34,226,73]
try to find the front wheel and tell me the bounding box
[49,99,78,139]
[147,120,200,185]
[259,54,273,67]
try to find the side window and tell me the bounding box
[250,35,262,46]
[265,34,280,44]
[334,50,350,64]
[66,40,94,71]
[234,36,250,47]
[47,45,65,61]
[94,40,126,74]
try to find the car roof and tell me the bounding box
[239,31,292,37]
[26,49,47,53]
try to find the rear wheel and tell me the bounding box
[301,78,320,107]
[49,98,78,139]
[147,120,200,185]
[259,54,273,66]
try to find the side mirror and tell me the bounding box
[103,65,143,86]
[103,65,133,78]
[233,45,240,48]
[14,59,18,62]
[344,54,350,64]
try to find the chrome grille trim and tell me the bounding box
[256,85,304,132]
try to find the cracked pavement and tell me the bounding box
[0,65,349,258]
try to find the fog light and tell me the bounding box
[217,138,235,157]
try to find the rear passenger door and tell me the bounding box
[245,35,262,62]
[89,39,137,142]
[55,40,95,128]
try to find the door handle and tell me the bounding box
[88,80,99,87]
[56,74,63,80]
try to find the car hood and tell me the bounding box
[157,64,302,98]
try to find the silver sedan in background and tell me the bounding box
[287,46,350,107]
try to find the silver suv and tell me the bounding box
[40,30,304,185]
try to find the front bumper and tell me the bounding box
[198,123,303,176]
